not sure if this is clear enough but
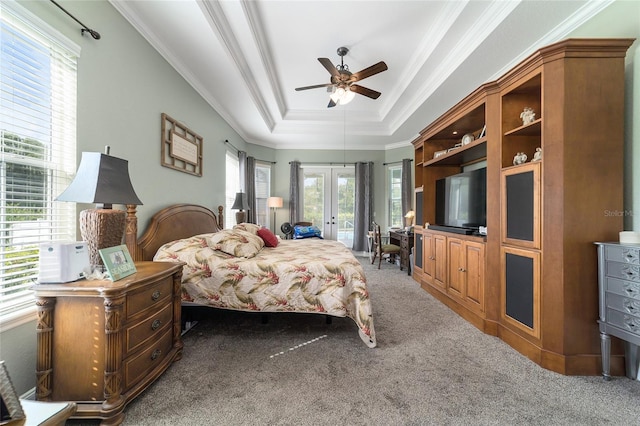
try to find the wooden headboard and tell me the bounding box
[125,204,224,261]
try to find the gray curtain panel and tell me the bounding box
[353,161,374,252]
[289,161,301,224]
[246,156,256,223]
[401,158,413,219]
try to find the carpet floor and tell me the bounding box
[70,257,640,425]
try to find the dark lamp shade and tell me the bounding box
[56,152,142,206]
[231,192,249,210]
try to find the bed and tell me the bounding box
[124,204,376,348]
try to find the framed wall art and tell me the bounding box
[161,113,203,177]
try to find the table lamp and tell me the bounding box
[231,191,250,224]
[404,210,415,230]
[267,196,283,231]
[56,150,142,266]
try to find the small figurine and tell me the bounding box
[532,147,542,162]
[513,152,527,165]
[520,107,536,125]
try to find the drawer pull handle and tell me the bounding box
[624,284,640,298]
[151,319,162,330]
[151,349,162,361]
[151,290,161,301]
[623,315,640,332]
[623,300,640,314]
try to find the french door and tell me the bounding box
[302,167,355,248]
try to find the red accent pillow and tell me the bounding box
[257,227,279,247]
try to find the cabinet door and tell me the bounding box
[448,238,464,299]
[501,246,540,338]
[433,234,447,290]
[423,232,433,284]
[464,241,485,311]
[501,162,540,249]
[414,232,424,272]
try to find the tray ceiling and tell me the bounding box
[110,0,611,150]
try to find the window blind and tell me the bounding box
[0,2,79,324]
[254,162,271,227]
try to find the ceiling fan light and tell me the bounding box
[341,89,355,105]
[329,87,355,105]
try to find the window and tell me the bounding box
[388,165,402,228]
[254,162,271,227]
[0,2,79,327]
[225,151,239,229]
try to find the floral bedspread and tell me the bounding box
[154,236,376,348]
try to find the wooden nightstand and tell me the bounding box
[32,261,183,426]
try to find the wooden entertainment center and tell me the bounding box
[411,38,634,376]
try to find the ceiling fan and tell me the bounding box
[295,46,388,108]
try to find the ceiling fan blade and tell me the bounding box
[350,61,388,82]
[350,84,381,99]
[318,57,341,78]
[295,83,335,91]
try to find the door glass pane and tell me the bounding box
[336,171,355,248]
[303,172,324,227]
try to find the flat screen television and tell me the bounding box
[435,167,486,231]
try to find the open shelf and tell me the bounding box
[423,137,487,166]
[504,118,541,137]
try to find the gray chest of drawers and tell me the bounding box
[595,242,640,380]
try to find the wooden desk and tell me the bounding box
[389,230,414,275]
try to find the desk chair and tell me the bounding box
[371,222,401,269]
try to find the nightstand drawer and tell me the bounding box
[606,262,640,283]
[126,303,173,355]
[607,292,640,317]
[606,277,640,300]
[124,327,173,389]
[606,308,640,337]
[126,277,172,318]
[605,245,640,264]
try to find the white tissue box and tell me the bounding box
[38,241,90,283]
[620,231,640,244]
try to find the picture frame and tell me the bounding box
[0,361,25,425]
[161,113,203,177]
[99,245,136,281]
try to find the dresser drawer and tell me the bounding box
[606,308,640,337]
[605,277,640,300]
[605,245,640,264]
[126,277,172,319]
[124,327,173,390]
[125,303,173,355]
[606,292,640,317]
[605,262,640,283]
